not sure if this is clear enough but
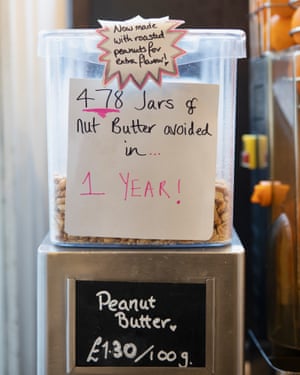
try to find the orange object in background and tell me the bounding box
[251,0,295,54]
[264,14,295,50]
[258,0,294,17]
[251,180,290,207]
[251,181,273,206]
[295,54,300,92]
[270,0,294,17]
[291,6,300,43]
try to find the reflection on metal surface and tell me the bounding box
[249,330,300,374]
[268,214,298,349]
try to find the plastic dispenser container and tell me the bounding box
[38,26,246,375]
[39,29,245,247]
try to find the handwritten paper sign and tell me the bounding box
[75,281,206,367]
[97,16,186,89]
[65,78,219,240]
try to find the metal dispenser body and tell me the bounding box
[37,24,246,375]
[37,236,244,375]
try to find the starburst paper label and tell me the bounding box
[97,16,186,89]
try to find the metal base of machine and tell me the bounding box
[248,330,300,374]
[37,233,244,375]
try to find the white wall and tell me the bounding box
[0,0,70,374]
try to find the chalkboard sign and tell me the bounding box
[75,280,206,368]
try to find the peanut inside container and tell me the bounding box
[39,26,246,247]
[53,175,231,246]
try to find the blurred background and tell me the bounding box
[0,0,249,374]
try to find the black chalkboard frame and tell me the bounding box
[66,277,215,374]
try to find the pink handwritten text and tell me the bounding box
[119,172,181,203]
[80,171,106,196]
[83,107,120,118]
